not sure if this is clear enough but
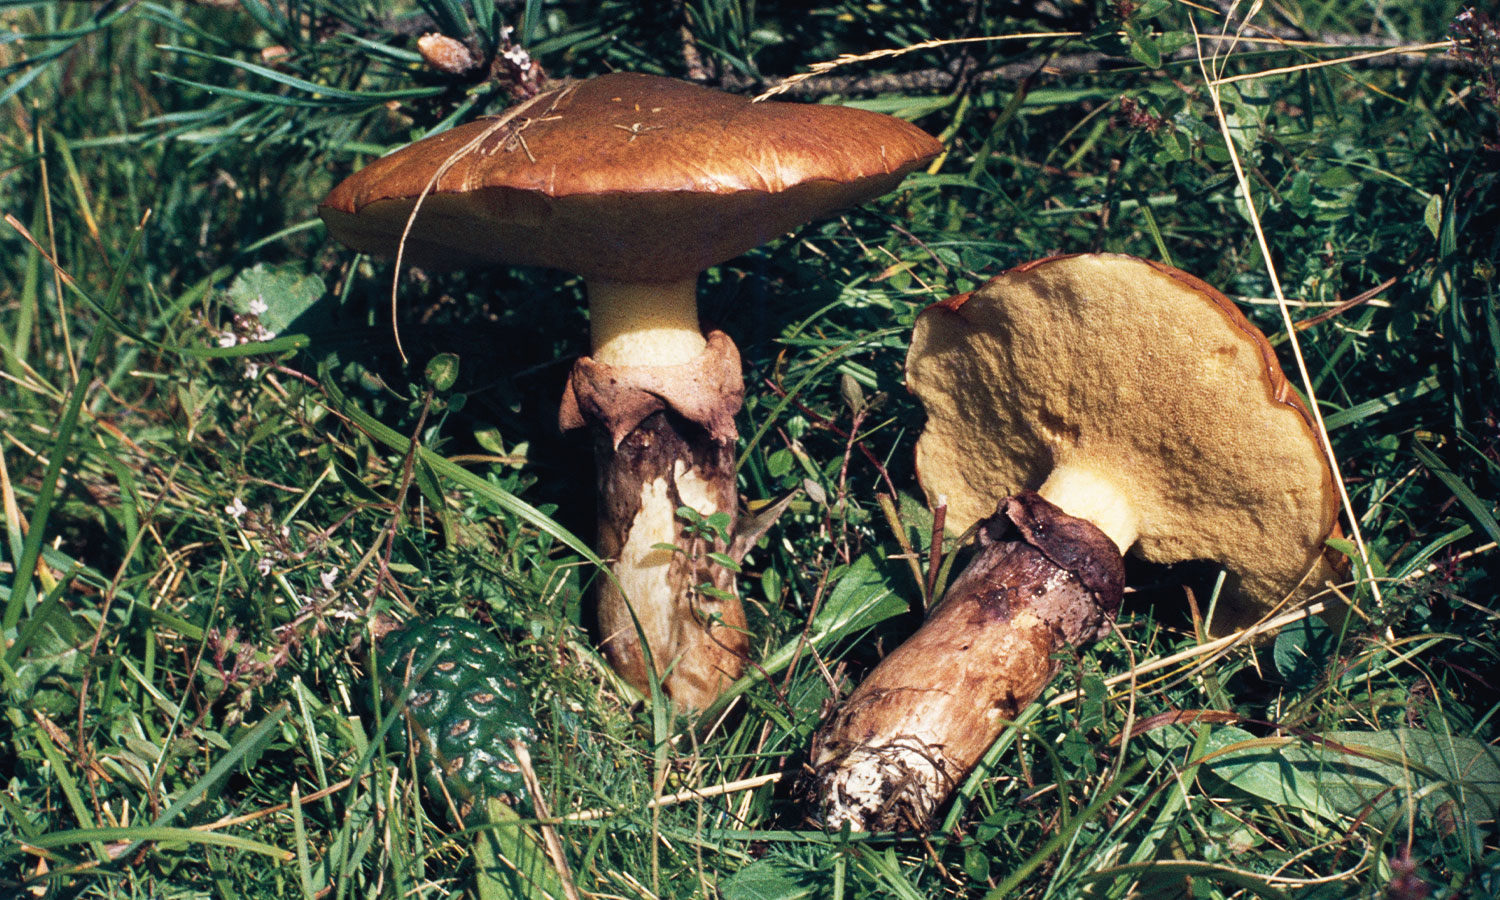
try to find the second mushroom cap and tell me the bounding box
[908,253,1342,628]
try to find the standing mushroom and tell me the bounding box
[809,253,1344,831]
[320,73,940,711]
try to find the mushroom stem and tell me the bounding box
[808,492,1123,831]
[1037,464,1140,553]
[560,329,749,711]
[587,278,706,367]
[595,412,745,711]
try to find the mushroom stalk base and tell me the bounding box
[808,492,1124,832]
[560,329,748,712]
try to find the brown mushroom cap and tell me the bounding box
[319,72,941,282]
[908,253,1342,628]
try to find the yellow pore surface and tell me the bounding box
[908,254,1339,625]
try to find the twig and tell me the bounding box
[740,34,1459,99]
[513,741,581,900]
[674,0,712,83]
[192,776,360,831]
[562,773,782,823]
[1295,275,1399,330]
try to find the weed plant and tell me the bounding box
[1,1,1497,898]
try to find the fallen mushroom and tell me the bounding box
[320,72,940,711]
[809,253,1344,831]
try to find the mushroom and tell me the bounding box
[808,253,1344,831]
[320,72,940,711]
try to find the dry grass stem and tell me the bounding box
[389,84,578,362]
[563,773,782,822]
[1209,40,1454,87]
[513,740,582,900]
[754,33,1082,101]
[1046,601,1333,709]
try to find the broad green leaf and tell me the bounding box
[1128,33,1162,69]
[1271,615,1335,685]
[1158,31,1192,55]
[1197,726,1341,821]
[1194,726,1500,844]
[226,264,326,335]
[801,554,905,648]
[425,352,460,392]
[1280,729,1500,831]
[473,798,568,900]
[1424,193,1443,240]
[720,857,820,900]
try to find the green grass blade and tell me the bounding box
[982,759,1147,900]
[17,826,293,862]
[139,705,291,840]
[159,45,447,103]
[29,721,109,863]
[1411,438,1500,546]
[2,214,143,634]
[318,374,606,573]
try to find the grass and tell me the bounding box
[2,0,1498,897]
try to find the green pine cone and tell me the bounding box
[381,617,538,820]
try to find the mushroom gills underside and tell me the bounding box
[909,254,1342,630]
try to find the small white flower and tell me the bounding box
[502,44,532,71]
[257,557,273,576]
[251,324,276,342]
[248,296,268,316]
[498,25,514,41]
[217,331,238,348]
[243,361,261,379]
[225,497,248,519]
[320,567,340,591]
